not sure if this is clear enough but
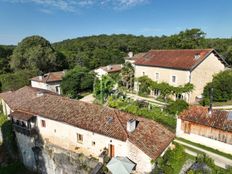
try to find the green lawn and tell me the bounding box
[213,100,232,106]
[176,137,232,160]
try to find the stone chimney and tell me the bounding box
[194,53,200,60]
[38,75,43,81]
[107,65,112,71]
[128,52,133,58]
[36,91,44,97]
[127,119,136,133]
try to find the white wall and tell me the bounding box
[31,81,61,94]
[126,140,154,173]
[1,99,12,116]
[176,118,232,155]
[37,116,127,158]
[36,116,156,173]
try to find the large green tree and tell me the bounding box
[202,69,232,104]
[10,36,68,73]
[0,45,14,74]
[61,66,94,99]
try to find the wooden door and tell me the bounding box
[109,144,115,157]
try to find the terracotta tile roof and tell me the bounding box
[31,71,65,83]
[10,110,34,121]
[179,106,232,132]
[134,49,226,70]
[8,93,174,159]
[100,64,122,73]
[0,86,57,110]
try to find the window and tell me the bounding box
[55,86,59,93]
[77,133,83,143]
[171,75,176,83]
[155,73,159,81]
[154,89,160,96]
[41,120,46,128]
[176,94,184,100]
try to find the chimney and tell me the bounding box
[127,119,136,133]
[194,53,200,60]
[107,65,112,71]
[36,91,44,97]
[128,52,133,58]
[208,88,213,115]
[38,75,43,81]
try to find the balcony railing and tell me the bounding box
[13,124,37,136]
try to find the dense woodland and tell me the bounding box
[0,28,232,92]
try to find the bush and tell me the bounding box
[154,143,186,174]
[108,96,176,130]
[166,100,189,115]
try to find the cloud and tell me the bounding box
[3,0,149,12]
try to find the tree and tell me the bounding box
[166,100,189,115]
[10,35,68,73]
[120,62,134,90]
[202,69,232,104]
[166,28,206,49]
[61,66,94,99]
[0,45,14,74]
[93,75,115,104]
[0,69,37,91]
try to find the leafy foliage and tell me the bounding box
[93,75,115,104]
[166,100,189,115]
[61,66,94,99]
[108,96,176,130]
[10,35,68,73]
[202,69,232,105]
[0,69,37,91]
[119,62,134,90]
[154,143,186,174]
[0,45,14,74]
[137,76,194,99]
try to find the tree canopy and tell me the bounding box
[61,66,94,99]
[202,69,232,104]
[10,36,68,73]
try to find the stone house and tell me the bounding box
[176,106,232,154]
[0,86,174,173]
[31,71,66,94]
[134,49,228,103]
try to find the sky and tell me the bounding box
[0,0,232,45]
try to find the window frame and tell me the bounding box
[77,133,83,143]
[171,75,177,83]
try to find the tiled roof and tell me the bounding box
[8,92,174,159]
[31,71,65,83]
[0,86,57,110]
[179,106,232,132]
[100,64,122,73]
[10,110,34,121]
[134,49,226,70]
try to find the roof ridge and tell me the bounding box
[112,109,129,138]
[149,48,213,51]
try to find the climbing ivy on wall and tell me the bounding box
[137,76,194,99]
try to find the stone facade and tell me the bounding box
[134,52,226,103]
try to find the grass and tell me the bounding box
[213,100,232,106]
[176,137,232,160]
